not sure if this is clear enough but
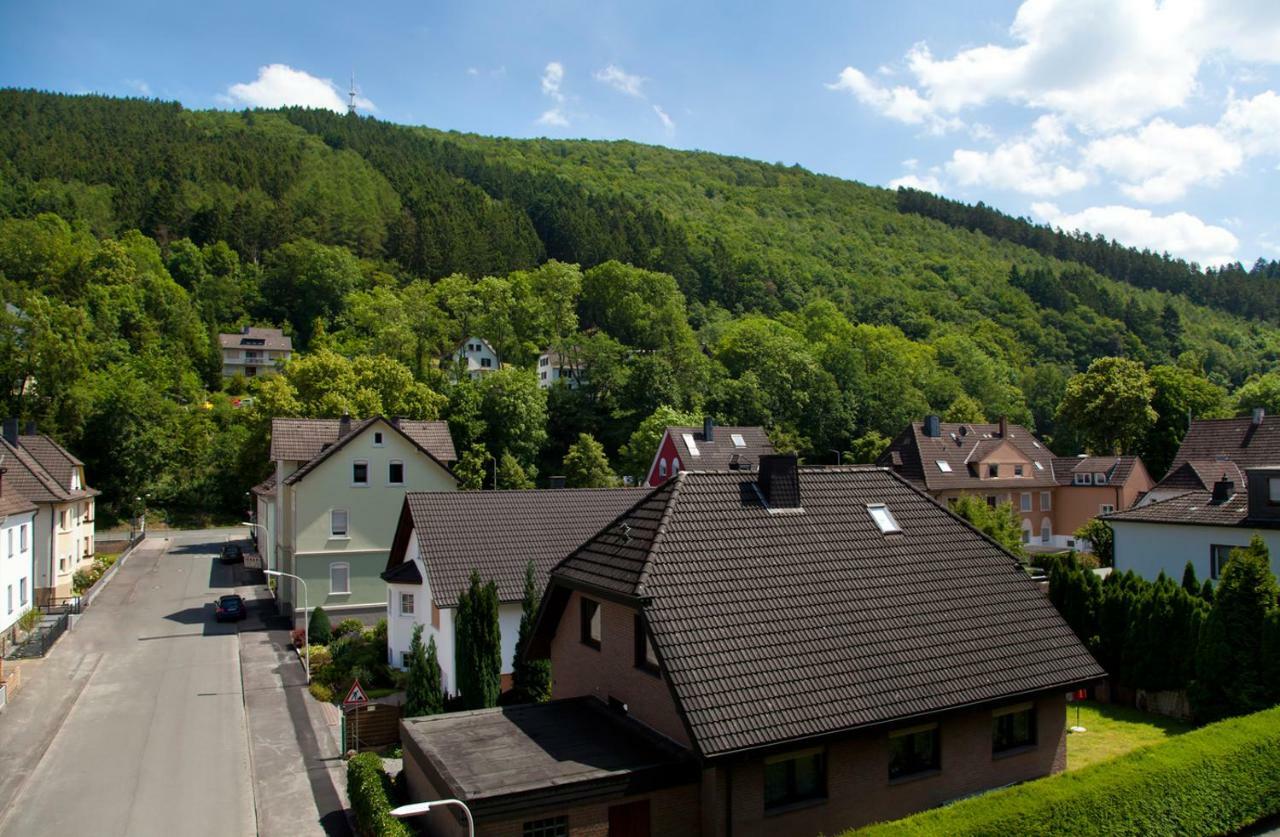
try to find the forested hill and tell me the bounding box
[2,88,1279,519]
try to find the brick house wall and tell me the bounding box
[549,590,691,748]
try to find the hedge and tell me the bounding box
[852,705,1280,836]
[346,752,411,837]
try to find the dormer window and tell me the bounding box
[1094,473,1107,485]
[1014,465,1024,477]
[987,464,999,478]
[867,504,901,534]
[71,470,81,491]
[1074,473,1092,486]
[936,460,952,473]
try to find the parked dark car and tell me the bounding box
[220,543,243,563]
[214,594,247,622]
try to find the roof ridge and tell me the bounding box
[634,473,685,598]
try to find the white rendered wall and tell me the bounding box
[1112,520,1280,581]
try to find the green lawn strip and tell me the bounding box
[1066,700,1193,771]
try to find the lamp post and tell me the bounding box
[240,521,270,570]
[389,799,474,837]
[264,569,310,683]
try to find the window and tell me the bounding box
[1014,464,1024,477]
[6,529,11,557]
[764,748,826,810]
[731,433,747,448]
[400,593,414,616]
[658,458,668,478]
[401,652,411,668]
[936,460,952,473]
[388,461,404,485]
[60,510,69,530]
[986,495,997,508]
[1074,473,1092,485]
[1021,524,1031,544]
[1099,504,1115,515]
[373,431,384,446]
[5,585,11,615]
[540,371,547,380]
[993,703,1037,753]
[1034,461,1045,471]
[634,614,659,673]
[19,578,27,606]
[1040,492,1052,511]
[1095,473,1108,485]
[329,563,350,595]
[480,357,492,368]
[352,461,368,485]
[1020,493,1032,512]
[867,504,901,534]
[1041,520,1051,544]
[889,724,940,780]
[580,598,601,649]
[1210,544,1237,579]
[671,457,680,473]
[682,432,700,456]
[522,816,568,837]
[330,509,349,538]
[987,463,999,478]
[1270,478,1280,504]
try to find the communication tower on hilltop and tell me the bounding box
[348,72,358,115]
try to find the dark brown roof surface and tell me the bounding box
[0,436,96,504]
[549,467,1103,758]
[1104,488,1266,528]
[389,487,650,607]
[666,426,773,473]
[880,421,1057,490]
[270,417,457,464]
[250,474,277,497]
[0,485,37,517]
[1164,416,1280,479]
[218,326,293,352]
[280,418,458,486]
[1051,456,1143,487]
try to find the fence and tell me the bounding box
[6,607,73,660]
[342,703,402,752]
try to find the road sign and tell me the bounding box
[343,679,369,709]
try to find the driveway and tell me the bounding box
[0,529,347,837]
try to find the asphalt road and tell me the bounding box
[0,530,257,837]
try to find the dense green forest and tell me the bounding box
[2,89,1279,521]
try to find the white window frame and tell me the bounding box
[19,577,27,606]
[19,523,27,551]
[731,433,747,448]
[936,460,952,473]
[1099,503,1115,515]
[672,457,681,473]
[1094,473,1108,485]
[658,458,668,478]
[330,508,349,538]
[1040,491,1052,511]
[400,592,415,616]
[352,460,369,486]
[388,460,405,485]
[329,562,351,596]
[373,431,385,447]
[682,432,700,456]
[867,504,902,534]
[1020,493,1032,512]
[1041,520,1051,544]
[1074,473,1092,486]
[6,529,12,558]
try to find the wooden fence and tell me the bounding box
[343,703,402,752]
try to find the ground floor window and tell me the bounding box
[889,723,940,780]
[764,746,826,809]
[1210,543,1238,579]
[522,815,568,837]
[400,592,414,616]
[19,578,27,606]
[993,702,1037,753]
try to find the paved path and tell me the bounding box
[0,529,350,837]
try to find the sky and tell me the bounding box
[2,0,1279,268]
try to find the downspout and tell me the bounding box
[725,761,733,837]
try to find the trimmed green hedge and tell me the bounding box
[346,752,411,837]
[853,705,1280,836]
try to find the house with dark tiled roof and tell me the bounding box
[265,416,458,627]
[381,487,648,693]
[1,418,97,604]
[397,457,1103,837]
[218,326,292,378]
[1107,409,1280,581]
[644,419,773,486]
[879,415,1152,550]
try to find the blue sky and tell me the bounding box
[3,0,1279,267]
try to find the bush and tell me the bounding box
[333,618,365,640]
[346,752,411,837]
[853,705,1280,836]
[308,681,334,702]
[18,607,42,632]
[309,607,332,645]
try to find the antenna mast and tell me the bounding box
[347,71,358,115]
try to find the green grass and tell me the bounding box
[1066,700,1193,771]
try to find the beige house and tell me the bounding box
[267,416,458,626]
[219,326,292,379]
[1,419,97,603]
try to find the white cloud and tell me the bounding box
[1082,118,1242,203]
[1033,202,1239,266]
[126,79,152,96]
[1220,90,1280,156]
[537,108,569,127]
[466,67,479,76]
[945,115,1088,197]
[596,64,646,98]
[831,0,1280,133]
[223,64,374,113]
[889,173,942,192]
[541,62,565,102]
[653,104,675,135]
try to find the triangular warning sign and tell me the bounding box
[343,679,369,708]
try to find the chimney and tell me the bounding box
[758,454,801,509]
[998,415,1009,438]
[23,421,35,436]
[923,415,941,438]
[703,416,715,442]
[391,416,402,429]
[1253,407,1265,426]
[2,418,17,447]
[1211,474,1236,505]
[338,413,352,437]
[548,475,567,489]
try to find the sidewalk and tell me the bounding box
[239,579,353,837]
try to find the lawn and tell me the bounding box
[1066,700,1193,771]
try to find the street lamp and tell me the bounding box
[390,799,474,837]
[264,569,310,683]
[240,521,270,569]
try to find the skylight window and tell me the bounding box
[682,433,700,456]
[731,433,746,448]
[867,504,902,534]
[936,460,952,472]
[1034,462,1044,471]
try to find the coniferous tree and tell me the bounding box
[455,570,502,710]
[309,606,332,646]
[403,625,444,717]
[563,433,617,488]
[1181,561,1199,596]
[511,561,552,704]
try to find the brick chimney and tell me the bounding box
[758,454,801,509]
[998,415,1009,438]
[548,475,566,489]
[703,416,715,442]
[923,415,941,438]
[1253,407,1265,426]
[2,418,17,447]
[338,413,352,437]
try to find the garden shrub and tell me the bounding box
[346,752,411,837]
[309,607,332,645]
[333,618,365,640]
[853,705,1280,836]
[308,681,334,702]
[18,607,42,632]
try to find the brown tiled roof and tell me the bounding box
[665,425,773,473]
[250,474,276,498]
[1104,488,1268,528]
[387,487,650,607]
[0,483,37,517]
[1164,415,1280,480]
[880,421,1057,491]
[270,417,457,464]
[546,467,1103,758]
[218,326,292,352]
[0,436,96,504]
[1051,455,1143,487]
[281,417,458,486]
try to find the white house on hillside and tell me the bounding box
[443,336,499,382]
[536,348,583,390]
[0,467,37,635]
[219,326,292,379]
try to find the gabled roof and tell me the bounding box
[0,482,37,517]
[541,467,1103,759]
[250,474,276,498]
[218,326,292,352]
[1104,488,1267,528]
[0,435,97,504]
[880,420,1057,490]
[1165,415,1280,478]
[384,487,650,607]
[279,417,458,486]
[1051,455,1143,486]
[662,425,773,474]
[270,417,457,464]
